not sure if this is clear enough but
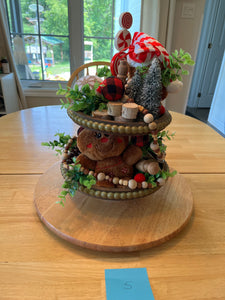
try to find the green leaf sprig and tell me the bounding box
[162,48,195,87]
[57,82,108,115]
[96,66,111,78]
[41,132,75,155]
[57,159,96,206]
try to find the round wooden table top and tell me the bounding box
[1,106,225,299]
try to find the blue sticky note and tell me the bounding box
[105,268,155,300]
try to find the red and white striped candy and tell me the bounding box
[119,12,133,29]
[127,32,170,67]
[110,52,126,76]
[114,29,131,51]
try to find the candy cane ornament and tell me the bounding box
[110,51,126,76]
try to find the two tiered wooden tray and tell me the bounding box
[34,109,193,252]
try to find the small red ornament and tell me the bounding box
[134,173,146,183]
[159,105,165,115]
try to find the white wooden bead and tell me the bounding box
[119,179,123,185]
[113,177,119,184]
[142,181,148,189]
[128,179,137,190]
[88,170,94,176]
[144,113,154,124]
[122,180,128,186]
[157,178,166,186]
[97,172,105,181]
[105,175,110,180]
[150,142,160,151]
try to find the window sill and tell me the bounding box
[22,80,67,97]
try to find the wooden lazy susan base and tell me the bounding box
[34,162,193,252]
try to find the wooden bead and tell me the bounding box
[101,192,107,198]
[142,109,149,115]
[150,142,160,151]
[88,170,94,176]
[84,168,89,175]
[105,175,110,180]
[138,105,144,112]
[62,153,69,160]
[157,178,166,186]
[80,166,84,172]
[128,179,137,190]
[107,192,114,199]
[122,180,128,186]
[137,182,142,189]
[113,177,119,185]
[97,172,105,181]
[148,122,157,130]
[119,179,123,185]
[142,181,148,189]
[68,139,73,144]
[125,126,132,134]
[144,113,154,124]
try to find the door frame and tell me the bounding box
[187,0,220,108]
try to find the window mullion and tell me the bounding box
[36,0,45,80]
[68,0,84,73]
[111,0,115,59]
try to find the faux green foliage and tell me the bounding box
[96,66,111,78]
[141,130,175,157]
[58,159,96,206]
[57,82,108,115]
[41,132,75,155]
[162,48,195,87]
[144,169,177,188]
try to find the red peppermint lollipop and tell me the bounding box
[119,12,133,29]
[110,52,126,76]
[114,29,131,51]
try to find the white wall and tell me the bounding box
[165,0,205,114]
[208,51,225,135]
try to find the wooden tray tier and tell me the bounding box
[67,109,172,135]
[34,162,193,252]
[60,161,169,200]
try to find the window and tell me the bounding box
[5,0,141,85]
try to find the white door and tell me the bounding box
[198,0,225,107]
[188,0,225,108]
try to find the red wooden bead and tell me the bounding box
[134,173,146,183]
[159,105,166,115]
